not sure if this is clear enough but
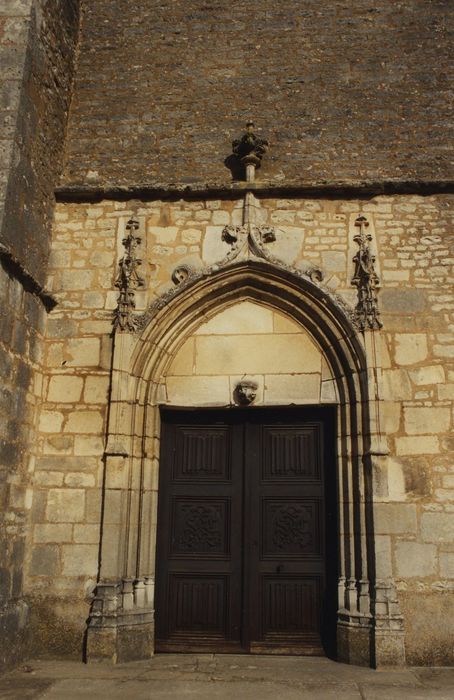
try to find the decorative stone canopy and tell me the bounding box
[112,195,383,339]
[136,192,356,334]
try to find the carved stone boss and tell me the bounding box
[351,215,382,331]
[113,218,145,332]
[233,379,258,406]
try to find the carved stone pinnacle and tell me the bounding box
[351,215,382,331]
[113,218,145,332]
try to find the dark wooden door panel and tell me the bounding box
[262,424,322,480]
[245,421,325,653]
[156,408,335,655]
[172,425,231,481]
[249,575,323,654]
[167,574,229,638]
[263,575,321,634]
[155,418,243,651]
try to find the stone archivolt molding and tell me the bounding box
[137,253,352,335]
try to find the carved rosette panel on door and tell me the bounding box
[264,501,318,555]
[155,409,336,654]
[173,500,230,557]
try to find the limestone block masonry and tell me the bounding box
[22,192,454,666]
[0,0,80,672]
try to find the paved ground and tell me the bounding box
[1,655,454,699]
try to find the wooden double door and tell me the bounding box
[155,407,337,655]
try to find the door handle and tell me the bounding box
[276,565,284,574]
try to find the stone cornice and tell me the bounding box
[55,179,454,203]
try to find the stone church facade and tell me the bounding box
[1,0,453,671]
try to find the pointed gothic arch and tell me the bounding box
[86,258,405,667]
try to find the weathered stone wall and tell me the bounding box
[28,193,454,663]
[0,0,32,238]
[0,265,46,671]
[62,0,453,192]
[25,225,112,656]
[0,0,80,671]
[0,0,80,283]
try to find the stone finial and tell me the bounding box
[232,122,269,182]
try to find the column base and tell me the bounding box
[373,628,406,667]
[0,601,29,672]
[337,621,373,667]
[86,619,154,663]
[86,579,155,663]
[337,622,406,668]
